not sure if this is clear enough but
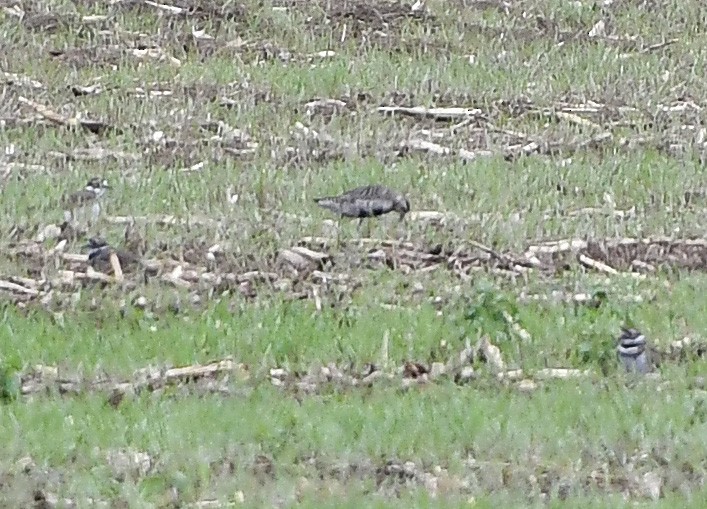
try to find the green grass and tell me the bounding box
[2,379,706,505]
[3,273,706,373]
[1,0,706,505]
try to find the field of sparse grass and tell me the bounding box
[1,0,707,506]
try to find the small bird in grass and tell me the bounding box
[63,177,110,224]
[85,236,140,273]
[314,185,410,232]
[617,327,652,374]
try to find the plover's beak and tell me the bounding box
[398,211,407,222]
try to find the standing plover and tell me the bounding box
[617,327,651,374]
[314,185,410,225]
[63,177,109,224]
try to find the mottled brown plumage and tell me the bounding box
[314,185,410,221]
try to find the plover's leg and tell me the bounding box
[335,220,342,250]
[397,217,409,242]
[91,202,101,221]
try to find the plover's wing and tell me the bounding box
[315,185,399,216]
[64,189,95,222]
[331,199,368,218]
[316,197,395,218]
[64,188,98,207]
[116,248,141,267]
[343,185,390,200]
[314,196,346,214]
[351,197,396,217]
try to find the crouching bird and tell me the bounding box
[85,237,141,273]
